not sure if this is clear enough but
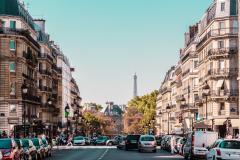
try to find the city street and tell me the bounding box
[48,147,183,160]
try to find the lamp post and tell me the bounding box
[47,98,52,138]
[74,110,81,134]
[203,81,210,131]
[166,104,171,135]
[65,104,70,137]
[21,83,28,138]
[158,111,162,135]
[180,95,186,133]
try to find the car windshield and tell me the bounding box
[219,141,240,149]
[32,139,40,146]
[141,136,155,141]
[0,139,11,149]
[74,137,84,140]
[22,140,29,148]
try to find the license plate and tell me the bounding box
[131,140,137,143]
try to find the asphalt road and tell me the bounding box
[47,147,184,160]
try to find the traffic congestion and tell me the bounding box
[1,131,240,160]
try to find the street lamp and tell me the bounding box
[202,81,210,119]
[65,104,70,137]
[166,104,171,135]
[21,83,28,138]
[47,98,52,138]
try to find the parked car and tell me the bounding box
[155,136,162,146]
[0,138,20,160]
[160,135,170,150]
[42,139,52,157]
[117,136,126,150]
[183,131,218,160]
[31,138,45,160]
[0,150,2,160]
[174,137,183,153]
[125,135,141,151]
[21,139,37,160]
[95,136,109,145]
[106,136,122,146]
[138,135,157,153]
[14,139,24,160]
[178,137,187,155]
[73,136,86,146]
[206,139,240,160]
[84,137,91,145]
[90,137,97,145]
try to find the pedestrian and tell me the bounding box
[1,131,7,138]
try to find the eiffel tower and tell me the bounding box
[133,73,138,98]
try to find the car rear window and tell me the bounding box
[127,135,140,140]
[219,141,240,149]
[0,139,11,149]
[141,136,154,141]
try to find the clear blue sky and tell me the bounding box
[24,0,212,105]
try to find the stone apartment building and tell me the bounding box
[0,0,81,135]
[156,0,239,137]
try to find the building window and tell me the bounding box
[10,21,16,29]
[10,82,16,96]
[218,40,224,48]
[9,104,17,113]
[194,61,198,68]
[221,2,225,12]
[219,22,225,29]
[9,62,15,72]
[219,60,225,69]
[9,40,16,50]
[220,103,225,110]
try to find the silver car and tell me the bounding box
[138,135,157,153]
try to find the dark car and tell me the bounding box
[42,139,52,157]
[21,139,38,160]
[155,136,162,146]
[125,135,141,150]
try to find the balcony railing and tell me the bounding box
[38,53,53,62]
[39,85,52,92]
[208,47,238,57]
[197,28,238,49]
[0,27,40,48]
[218,110,226,115]
[207,68,238,77]
[39,69,52,76]
[211,89,238,97]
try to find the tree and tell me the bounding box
[124,90,158,134]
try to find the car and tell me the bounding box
[42,139,52,157]
[155,136,162,146]
[21,139,38,160]
[138,135,157,153]
[0,150,2,160]
[125,135,141,151]
[106,136,122,146]
[90,137,97,145]
[0,138,20,160]
[14,139,25,160]
[84,137,91,145]
[160,135,170,150]
[31,138,45,160]
[174,137,183,153]
[73,136,86,146]
[95,136,109,145]
[117,136,126,150]
[183,131,218,160]
[206,139,240,160]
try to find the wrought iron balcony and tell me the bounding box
[39,69,52,76]
[210,89,238,97]
[38,53,53,62]
[197,27,238,49]
[208,47,237,57]
[39,85,52,92]
[207,68,238,77]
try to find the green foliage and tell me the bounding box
[124,90,158,134]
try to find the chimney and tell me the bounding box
[34,19,46,32]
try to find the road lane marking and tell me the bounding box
[53,146,116,150]
[97,148,109,160]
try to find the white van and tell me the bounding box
[183,131,218,159]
